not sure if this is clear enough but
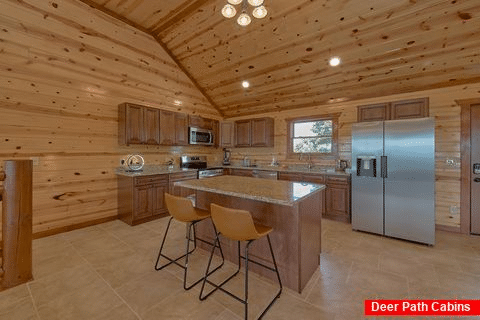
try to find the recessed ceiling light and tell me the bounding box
[173,100,182,106]
[242,81,250,88]
[329,56,341,67]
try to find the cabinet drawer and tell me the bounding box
[134,175,168,186]
[326,175,349,184]
[303,174,325,184]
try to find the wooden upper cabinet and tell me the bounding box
[220,122,235,147]
[119,103,145,145]
[144,107,160,145]
[357,103,389,122]
[159,110,175,145]
[174,113,188,146]
[357,98,429,122]
[235,120,251,147]
[251,118,274,147]
[390,98,429,120]
[234,117,274,148]
[189,115,214,130]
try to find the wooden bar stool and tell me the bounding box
[200,203,282,320]
[155,193,224,290]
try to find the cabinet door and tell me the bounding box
[133,185,152,220]
[251,118,274,147]
[160,110,175,145]
[326,185,348,214]
[278,172,302,181]
[235,120,251,147]
[175,113,189,145]
[357,103,389,122]
[125,104,145,144]
[220,122,235,147]
[390,98,429,120]
[144,108,160,145]
[152,183,168,216]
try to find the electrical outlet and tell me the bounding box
[449,205,459,215]
[446,159,455,166]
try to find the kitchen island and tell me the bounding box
[175,175,325,293]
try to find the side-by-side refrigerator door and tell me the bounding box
[351,121,384,235]
[384,118,435,245]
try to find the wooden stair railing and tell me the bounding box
[0,160,33,291]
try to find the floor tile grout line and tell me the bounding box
[65,229,144,320]
[26,284,42,320]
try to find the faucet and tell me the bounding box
[307,154,313,170]
[299,153,313,169]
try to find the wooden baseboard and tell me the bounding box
[435,224,462,233]
[32,215,118,240]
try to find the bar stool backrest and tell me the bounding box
[210,203,259,241]
[165,193,201,222]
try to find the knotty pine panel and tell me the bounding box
[227,83,480,228]
[0,0,221,237]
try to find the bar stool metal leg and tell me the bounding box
[199,234,283,320]
[155,218,225,290]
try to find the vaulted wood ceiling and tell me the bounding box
[80,0,480,118]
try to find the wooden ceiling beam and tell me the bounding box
[77,0,223,117]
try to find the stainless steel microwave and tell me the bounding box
[189,127,214,145]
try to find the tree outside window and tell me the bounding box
[287,114,338,157]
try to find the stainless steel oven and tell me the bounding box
[180,156,223,179]
[189,127,214,145]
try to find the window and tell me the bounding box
[287,114,338,157]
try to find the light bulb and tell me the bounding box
[222,4,237,18]
[252,6,267,18]
[329,56,341,67]
[237,13,251,26]
[248,0,264,6]
[242,81,250,88]
[228,0,243,4]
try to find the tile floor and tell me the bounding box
[0,218,479,319]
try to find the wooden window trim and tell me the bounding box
[286,113,340,160]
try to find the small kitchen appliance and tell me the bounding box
[223,148,231,165]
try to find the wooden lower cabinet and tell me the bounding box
[118,174,169,225]
[278,172,350,222]
[324,176,351,223]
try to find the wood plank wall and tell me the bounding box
[227,83,480,229]
[0,0,222,238]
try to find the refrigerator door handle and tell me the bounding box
[381,156,388,178]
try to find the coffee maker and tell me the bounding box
[223,148,231,165]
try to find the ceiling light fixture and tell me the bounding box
[242,81,250,88]
[329,56,341,67]
[221,0,268,27]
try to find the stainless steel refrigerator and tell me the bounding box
[351,118,435,245]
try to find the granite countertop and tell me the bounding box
[115,165,197,177]
[212,164,351,177]
[175,175,326,206]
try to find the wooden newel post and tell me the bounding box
[1,160,33,289]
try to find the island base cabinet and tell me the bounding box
[118,174,169,226]
[193,190,322,293]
